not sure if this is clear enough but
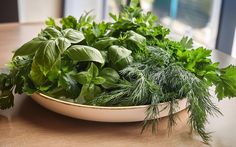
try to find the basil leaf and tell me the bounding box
[93,37,118,50]
[62,29,85,43]
[93,77,106,85]
[88,63,99,77]
[13,38,44,57]
[108,45,132,70]
[39,27,62,39]
[80,84,101,101]
[29,61,47,86]
[100,68,120,89]
[65,45,104,64]
[127,31,146,44]
[100,50,108,63]
[58,73,80,98]
[75,71,92,85]
[47,59,61,82]
[34,40,61,75]
[56,37,71,52]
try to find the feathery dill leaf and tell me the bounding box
[153,64,221,142]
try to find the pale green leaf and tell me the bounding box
[88,63,99,77]
[62,29,85,43]
[13,38,44,57]
[56,37,71,52]
[65,45,104,64]
[75,71,92,85]
[34,40,61,75]
[108,45,132,70]
[93,77,106,85]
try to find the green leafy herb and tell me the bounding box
[1,0,236,143]
[65,45,105,64]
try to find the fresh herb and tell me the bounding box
[1,0,236,143]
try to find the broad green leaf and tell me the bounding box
[40,27,62,39]
[180,36,193,49]
[116,56,133,70]
[34,40,61,75]
[89,84,101,98]
[108,45,132,70]
[215,65,236,99]
[74,71,92,85]
[65,45,104,64]
[77,63,103,100]
[93,37,118,50]
[88,63,99,77]
[204,71,219,86]
[56,37,71,52]
[47,59,61,82]
[58,72,80,98]
[93,77,106,85]
[79,84,101,101]
[62,29,85,43]
[100,68,120,89]
[127,31,146,44]
[13,38,44,57]
[125,31,146,54]
[100,51,108,63]
[29,61,47,86]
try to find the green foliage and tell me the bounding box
[180,36,193,49]
[0,73,14,110]
[1,0,236,143]
[108,45,133,70]
[100,68,120,89]
[215,65,236,99]
[76,63,104,101]
[65,45,105,64]
[13,38,44,57]
[62,29,85,43]
[60,16,78,30]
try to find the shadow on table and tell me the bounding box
[15,96,205,146]
[0,114,8,122]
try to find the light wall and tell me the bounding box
[231,27,236,58]
[18,0,62,23]
[64,0,104,21]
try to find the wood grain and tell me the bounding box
[0,22,236,147]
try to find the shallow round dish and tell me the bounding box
[31,93,188,122]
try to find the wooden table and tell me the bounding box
[0,23,236,147]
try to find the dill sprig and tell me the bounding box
[153,64,222,142]
[90,61,222,143]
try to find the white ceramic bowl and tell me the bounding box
[31,93,188,122]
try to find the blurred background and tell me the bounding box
[0,0,236,57]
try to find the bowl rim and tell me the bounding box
[33,92,187,110]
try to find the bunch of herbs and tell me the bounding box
[1,0,236,143]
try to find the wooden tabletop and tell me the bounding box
[0,23,236,147]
